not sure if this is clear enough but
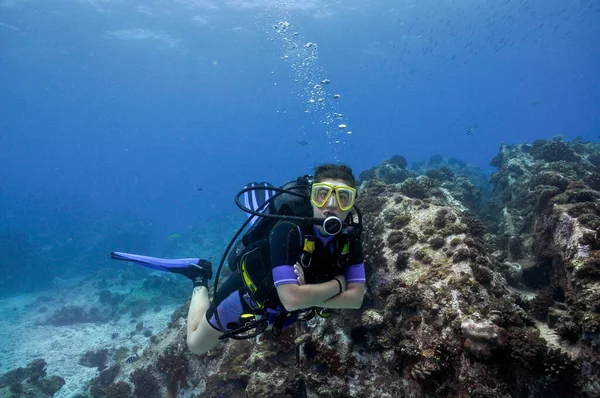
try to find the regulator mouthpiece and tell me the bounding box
[322,216,343,235]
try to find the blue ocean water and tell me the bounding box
[0,0,598,296]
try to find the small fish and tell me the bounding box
[467,124,479,135]
[196,187,203,191]
[531,99,543,106]
[126,355,139,364]
[296,140,309,146]
[168,234,181,240]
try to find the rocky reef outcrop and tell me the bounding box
[0,359,65,397]
[82,137,600,397]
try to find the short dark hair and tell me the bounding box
[313,164,357,188]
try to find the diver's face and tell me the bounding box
[311,179,354,221]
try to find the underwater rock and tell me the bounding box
[47,305,90,326]
[0,359,65,397]
[502,261,523,284]
[461,314,507,360]
[361,309,385,331]
[79,349,109,371]
[359,155,416,184]
[89,365,121,397]
[129,367,160,398]
[104,381,132,398]
[531,136,579,163]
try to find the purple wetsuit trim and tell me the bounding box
[206,290,248,332]
[346,262,366,283]
[206,292,298,332]
[273,265,297,286]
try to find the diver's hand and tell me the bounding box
[334,275,347,294]
[294,262,306,285]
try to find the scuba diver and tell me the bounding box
[111,164,366,355]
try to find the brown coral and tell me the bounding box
[528,287,555,321]
[105,381,132,398]
[156,342,190,398]
[129,367,160,398]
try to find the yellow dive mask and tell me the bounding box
[310,183,357,211]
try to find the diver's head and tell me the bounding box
[311,164,357,235]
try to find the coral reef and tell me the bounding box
[98,289,126,309]
[89,365,121,397]
[461,314,507,360]
[359,155,416,184]
[0,359,65,397]
[79,142,600,397]
[47,305,95,326]
[155,341,190,397]
[79,349,109,371]
[104,381,132,398]
[130,367,160,398]
[399,176,439,199]
[412,154,493,213]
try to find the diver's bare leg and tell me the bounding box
[186,287,223,355]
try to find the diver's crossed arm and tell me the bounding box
[307,262,366,309]
[276,279,365,311]
[276,280,342,312]
[277,263,366,311]
[314,282,365,309]
[310,261,366,309]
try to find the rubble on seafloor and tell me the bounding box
[3,136,599,398]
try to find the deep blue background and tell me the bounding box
[0,0,599,293]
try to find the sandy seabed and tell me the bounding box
[0,276,181,397]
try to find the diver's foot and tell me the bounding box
[171,259,213,288]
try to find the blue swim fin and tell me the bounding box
[110,252,212,288]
